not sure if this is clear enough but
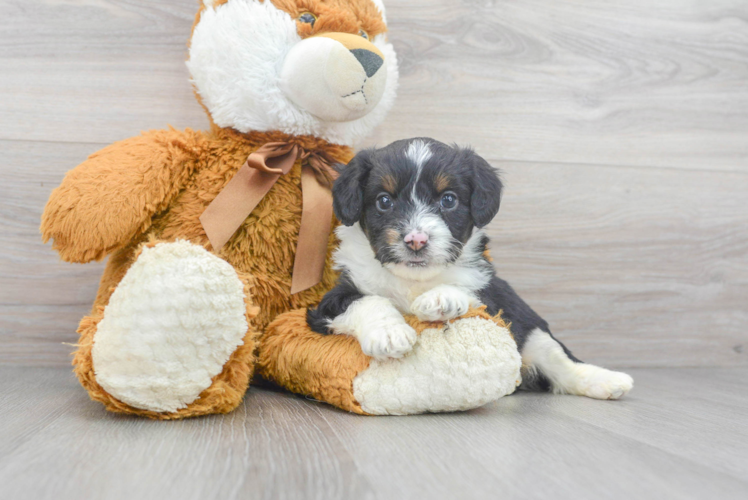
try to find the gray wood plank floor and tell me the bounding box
[2,0,747,368]
[1,366,747,500]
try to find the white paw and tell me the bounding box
[358,321,418,360]
[411,285,472,321]
[329,296,418,360]
[575,366,634,400]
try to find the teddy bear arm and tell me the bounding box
[41,130,202,263]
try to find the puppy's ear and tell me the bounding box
[332,150,372,226]
[466,149,503,228]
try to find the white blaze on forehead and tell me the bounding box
[401,140,453,266]
[405,140,432,171]
[405,139,433,200]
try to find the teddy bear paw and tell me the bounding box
[91,241,249,413]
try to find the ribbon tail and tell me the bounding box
[291,165,333,294]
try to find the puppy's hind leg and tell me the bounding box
[520,329,633,400]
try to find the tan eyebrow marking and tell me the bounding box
[434,173,452,193]
[381,174,397,193]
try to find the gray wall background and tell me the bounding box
[1,0,746,368]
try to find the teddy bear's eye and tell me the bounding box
[298,12,316,27]
[359,29,369,40]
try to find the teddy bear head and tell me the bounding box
[188,0,398,146]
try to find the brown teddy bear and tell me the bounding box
[41,0,521,419]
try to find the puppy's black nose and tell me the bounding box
[350,49,383,77]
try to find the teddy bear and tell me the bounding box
[40,0,521,419]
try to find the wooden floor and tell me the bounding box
[0,365,747,500]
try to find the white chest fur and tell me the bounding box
[334,224,492,313]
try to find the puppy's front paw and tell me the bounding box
[358,322,417,360]
[411,285,472,322]
[575,366,634,400]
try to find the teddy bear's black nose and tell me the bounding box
[350,49,384,77]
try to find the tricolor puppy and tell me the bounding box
[308,138,634,400]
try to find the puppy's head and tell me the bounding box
[333,138,502,278]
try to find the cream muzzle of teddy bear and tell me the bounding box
[280,32,388,122]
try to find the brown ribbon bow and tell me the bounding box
[199,142,338,294]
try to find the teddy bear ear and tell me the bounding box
[332,150,374,226]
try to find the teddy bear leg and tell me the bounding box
[352,314,523,415]
[259,308,523,416]
[73,240,260,419]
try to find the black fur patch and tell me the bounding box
[307,272,363,335]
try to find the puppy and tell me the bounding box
[308,138,633,400]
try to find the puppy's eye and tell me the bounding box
[298,12,316,26]
[440,192,458,210]
[376,194,393,212]
[359,29,369,40]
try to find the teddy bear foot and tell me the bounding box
[259,308,523,416]
[352,315,523,415]
[74,241,259,419]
